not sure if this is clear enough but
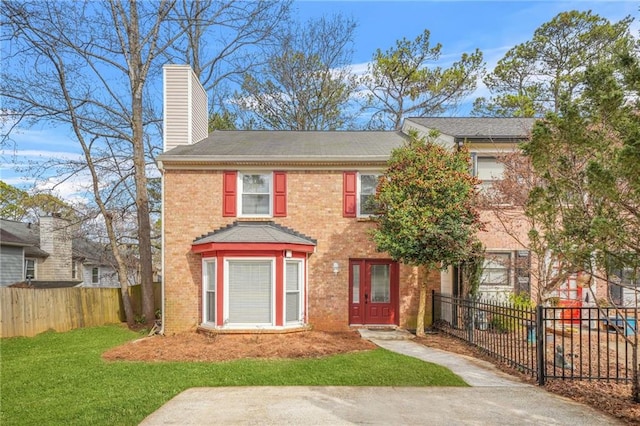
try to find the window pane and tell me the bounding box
[25,259,35,279]
[242,194,270,214]
[481,253,510,286]
[205,261,216,323]
[476,157,504,181]
[371,264,390,303]
[207,292,216,323]
[286,293,299,322]
[360,175,378,194]
[352,264,360,303]
[286,262,299,291]
[92,267,99,283]
[206,261,216,291]
[242,174,270,193]
[228,260,272,324]
[360,194,376,215]
[286,261,300,322]
[359,174,379,215]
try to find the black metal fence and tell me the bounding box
[432,292,639,386]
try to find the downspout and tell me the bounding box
[158,160,166,335]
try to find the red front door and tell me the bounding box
[349,259,399,325]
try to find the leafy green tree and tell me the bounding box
[0,181,29,221]
[0,181,77,222]
[474,10,633,117]
[234,14,359,130]
[524,42,640,399]
[363,29,484,130]
[524,48,640,284]
[208,111,237,131]
[372,132,483,336]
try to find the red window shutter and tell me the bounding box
[222,171,237,217]
[273,171,287,217]
[343,171,357,218]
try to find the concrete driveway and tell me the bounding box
[140,331,622,425]
[140,386,620,425]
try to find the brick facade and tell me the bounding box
[162,168,441,334]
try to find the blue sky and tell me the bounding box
[1,0,638,202]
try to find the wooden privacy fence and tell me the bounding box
[0,287,123,338]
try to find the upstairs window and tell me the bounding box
[343,172,381,218]
[92,267,99,284]
[473,155,504,191]
[223,171,287,218]
[358,173,380,216]
[240,173,271,216]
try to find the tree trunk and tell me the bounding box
[117,263,136,326]
[127,0,156,326]
[416,279,428,337]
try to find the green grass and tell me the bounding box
[1,325,467,425]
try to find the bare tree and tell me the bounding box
[172,0,291,117]
[1,0,183,325]
[482,151,578,303]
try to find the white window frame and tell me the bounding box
[72,261,78,280]
[284,259,304,324]
[480,252,512,287]
[24,258,36,280]
[473,154,504,191]
[202,258,217,325]
[91,267,100,284]
[238,172,272,217]
[223,257,276,327]
[357,172,381,217]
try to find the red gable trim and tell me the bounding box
[192,242,315,254]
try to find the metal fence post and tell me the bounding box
[431,290,436,326]
[536,304,545,386]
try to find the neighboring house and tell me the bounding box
[158,65,552,335]
[402,117,537,302]
[72,237,120,288]
[0,216,120,288]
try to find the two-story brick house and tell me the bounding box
[158,65,565,334]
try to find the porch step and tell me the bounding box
[358,328,415,341]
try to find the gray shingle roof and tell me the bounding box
[1,219,39,245]
[158,130,408,162]
[194,221,317,246]
[406,117,535,139]
[0,219,49,257]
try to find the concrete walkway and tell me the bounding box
[140,330,622,425]
[358,329,525,387]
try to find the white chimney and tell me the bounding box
[38,215,72,281]
[162,65,208,152]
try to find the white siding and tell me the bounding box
[191,70,208,144]
[0,245,24,286]
[401,120,456,148]
[163,65,208,152]
[81,265,120,288]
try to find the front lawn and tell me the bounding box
[0,325,467,425]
